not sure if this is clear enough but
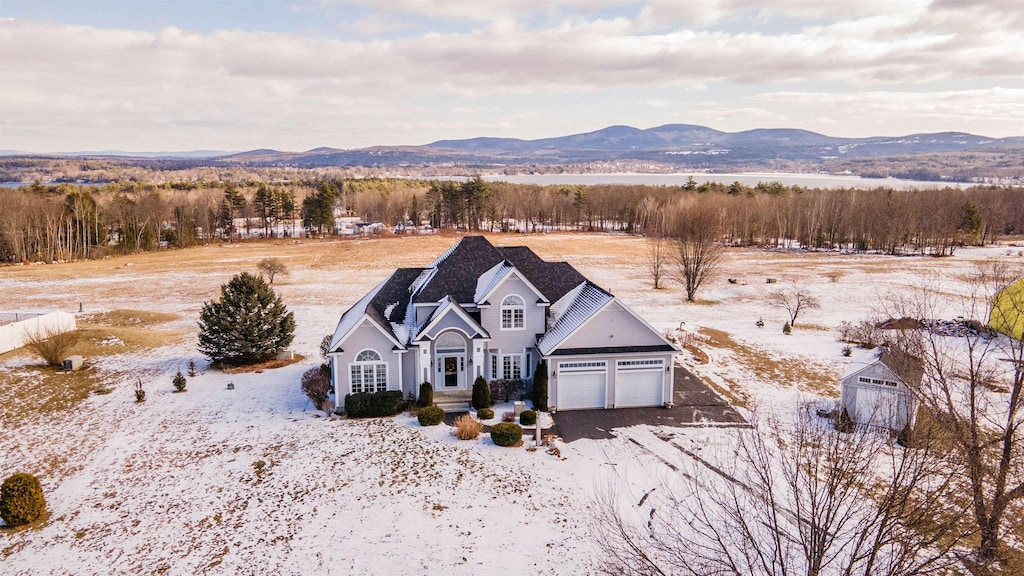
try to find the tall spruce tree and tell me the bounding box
[198,272,295,365]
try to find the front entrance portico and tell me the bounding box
[435,331,468,390]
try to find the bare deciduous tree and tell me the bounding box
[674,204,724,302]
[24,325,80,367]
[766,287,821,327]
[593,405,969,576]
[257,257,288,284]
[882,266,1024,562]
[647,235,669,290]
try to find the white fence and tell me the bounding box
[0,311,77,354]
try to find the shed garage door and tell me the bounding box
[616,360,665,407]
[855,387,898,428]
[557,361,607,410]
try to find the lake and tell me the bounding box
[459,172,970,190]
[1,172,972,190]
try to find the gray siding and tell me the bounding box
[481,274,544,379]
[480,274,545,352]
[558,301,666,350]
[420,309,480,341]
[330,319,403,396]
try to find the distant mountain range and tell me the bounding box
[208,124,1024,170]
[4,124,1023,181]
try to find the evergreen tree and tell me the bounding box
[198,272,295,365]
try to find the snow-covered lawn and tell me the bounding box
[1,234,1021,574]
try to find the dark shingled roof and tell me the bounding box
[414,236,505,304]
[549,345,678,356]
[497,246,588,303]
[879,346,924,387]
[369,267,425,325]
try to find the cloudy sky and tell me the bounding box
[1,0,1022,152]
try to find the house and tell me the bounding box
[326,236,679,411]
[839,346,921,431]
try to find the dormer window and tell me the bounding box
[501,295,525,330]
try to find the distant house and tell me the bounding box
[839,346,921,431]
[326,236,679,411]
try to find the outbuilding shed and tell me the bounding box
[839,346,921,432]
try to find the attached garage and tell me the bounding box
[556,361,607,410]
[615,359,665,407]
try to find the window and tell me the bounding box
[502,354,523,380]
[858,376,897,387]
[356,350,381,362]
[501,295,525,330]
[617,359,664,370]
[351,349,387,393]
[525,351,532,378]
[490,353,498,379]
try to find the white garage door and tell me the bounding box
[855,387,898,428]
[616,360,665,407]
[557,361,607,410]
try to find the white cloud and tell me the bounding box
[1,0,1022,150]
[752,89,1024,137]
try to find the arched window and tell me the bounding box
[351,349,387,393]
[436,331,466,353]
[356,349,382,362]
[501,295,525,330]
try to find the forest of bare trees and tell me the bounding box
[1,177,1022,263]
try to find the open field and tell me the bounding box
[2,233,1023,574]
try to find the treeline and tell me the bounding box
[1,177,1022,263]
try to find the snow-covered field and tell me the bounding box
[1,234,1020,575]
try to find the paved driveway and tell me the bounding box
[549,366,747,442]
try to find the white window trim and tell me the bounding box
[858,375,898,388]
[350,348,388,394]
[501,353,523,380]
[500,294,526,331]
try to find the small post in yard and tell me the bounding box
[535,417,542,448]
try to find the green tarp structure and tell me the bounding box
[990,277,1024,341]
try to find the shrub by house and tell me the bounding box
[490,422,523,447]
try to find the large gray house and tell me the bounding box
[327,236,679,411]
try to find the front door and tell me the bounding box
[444,356,459,387]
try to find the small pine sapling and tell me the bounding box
[134,379,146,403]
[172,370,187,392]
[783,322,792,335]
[187,359,197,377]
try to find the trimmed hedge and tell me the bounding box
[417,382,434,408]
[417,406,445,426]
[519,410,537,426]
[532,361,548,412]
[477,407,495,420]
[344,390,405,418]
[472,376,491,410]
[0,473,46,527]
[490,422,523,447]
